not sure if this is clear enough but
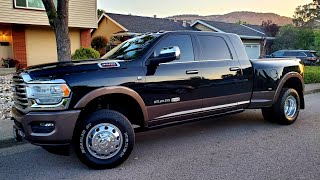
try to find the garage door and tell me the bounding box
[244,43,261,59]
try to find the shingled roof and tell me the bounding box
[191,20,272,39]
[101,13,197,33]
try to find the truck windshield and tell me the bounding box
[103,34,159,60]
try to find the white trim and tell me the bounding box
[154,101,250,119]
[92,13,129,33]
[190,20,225,33]
[240,24,265,35]
[239,35,275,40]
[14,0,58,11]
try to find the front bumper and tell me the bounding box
[12,107,80,145]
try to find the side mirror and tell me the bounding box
[147,46,181,66]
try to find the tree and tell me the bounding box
[262,20,280,37]
[98,9,105,19]
[42,0,71,62]
[272,25,315,51]
[293,2,318,27]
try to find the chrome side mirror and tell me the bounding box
[147,46,181,66]
[159,46,181,60]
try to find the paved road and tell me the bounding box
[1,93,320,180]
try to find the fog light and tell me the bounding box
[39,123,54,127]
[31,122,55,133]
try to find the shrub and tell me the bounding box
[304,66,320,84]
[71,48,100,60]
[91,36,108,50]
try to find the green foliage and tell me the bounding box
[293,2,318,27]
[272,25,299,51]
[272,25,315,51]
[310,30,320,52]
[91,36,108,50]
[71,48,100,60]
[304,66,320,84]
[97,9,105,18]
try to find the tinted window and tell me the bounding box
[105,34,159,60]
[304,52,316,57]
[197,36,232,60]
[272,51,284,56]
[283,52,296,56]
[283,51,306,57]
[154,35,194,61]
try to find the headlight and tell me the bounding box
[26,84,71,105]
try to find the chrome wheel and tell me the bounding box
[86,123,123,160]
[284,95,297,119]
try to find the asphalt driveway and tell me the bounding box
[0,93,320,180]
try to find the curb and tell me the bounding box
[305,89,320,95]
[0,138,26,149]
[0,89,320,149]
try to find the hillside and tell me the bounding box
[167,11,292,26]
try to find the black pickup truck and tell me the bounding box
[12,31,305,169]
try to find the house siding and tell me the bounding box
[92,17,126,42]
[25,26,81,66]
[0,0,97,28]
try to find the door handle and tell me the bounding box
[229,67,241,72]
[186,70,199,75]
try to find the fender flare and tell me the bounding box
[74,86,149,123]
[273,72,304,104]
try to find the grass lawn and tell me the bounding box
[305,66,320,84]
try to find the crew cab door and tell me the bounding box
[195,35,251,113]
[143,34,203,124]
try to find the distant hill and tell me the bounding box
[167,11,292,26]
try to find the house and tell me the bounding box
[191,20,275,59]
[91,13,197,45]
[0,0,97,67]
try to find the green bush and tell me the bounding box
[91,36,108,50]
[304,66,320,84]
[272,25,315,52]
[71,48,100,60]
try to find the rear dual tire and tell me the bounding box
[262,88,300,125]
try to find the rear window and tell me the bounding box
[197,35,232,60]
[304,52,316,57]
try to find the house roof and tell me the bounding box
[97,13,197,34]
[191,20,274,40]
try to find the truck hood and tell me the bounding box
[20,59,125,80]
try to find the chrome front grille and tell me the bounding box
[12,74,29,112]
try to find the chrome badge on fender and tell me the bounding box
[98,61,121,68]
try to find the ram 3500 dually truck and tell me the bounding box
[12,31,304,169]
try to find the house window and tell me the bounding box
[14,0,57,10]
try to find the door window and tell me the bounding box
[153,35,195,62]
[197,36,232,60]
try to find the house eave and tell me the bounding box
[91,13,129,34]
[190,20,225,33]
[239,35,275,40]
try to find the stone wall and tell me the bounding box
[0,74,13,120]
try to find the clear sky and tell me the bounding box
[97,0,312,18]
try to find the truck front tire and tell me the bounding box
[73,110,135,169]
[262,88,300,125]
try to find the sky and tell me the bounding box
[97,0,312,18]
